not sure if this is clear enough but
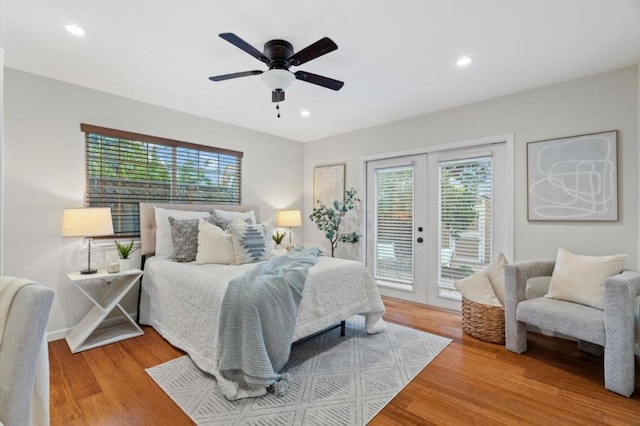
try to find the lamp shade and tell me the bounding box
[62,207,114,237]
[276,210,302,228]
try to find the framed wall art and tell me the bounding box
[313,163,345,207]
[527,130,618,221]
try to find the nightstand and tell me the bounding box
[65,268,144,353]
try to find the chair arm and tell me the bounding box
[603,270,640,396]
[504,261,554,353]
[604,270,640,329]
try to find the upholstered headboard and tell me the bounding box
[139,202,260,256]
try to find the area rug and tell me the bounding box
[146,316,451,425]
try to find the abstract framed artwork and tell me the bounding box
[313,163,345,207]
[527,130,618,221]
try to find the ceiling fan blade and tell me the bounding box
[209,70,263,81]
[294,71,344,91]
[219,33,270,65]
[288,37,338,66]
[272,90,285,103]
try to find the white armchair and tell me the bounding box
[0,278,55,426]
[504,262,639,397]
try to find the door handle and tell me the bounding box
[417,237,424,243]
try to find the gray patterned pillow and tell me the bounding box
[168,217,200,262]
[168,215,219,261]
[230,221,269,265]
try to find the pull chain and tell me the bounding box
[276,103,281,118]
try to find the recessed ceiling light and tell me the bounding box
[65,24,86,37]
[456,56,472,67]
[301,110,310,117]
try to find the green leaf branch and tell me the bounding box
[309,188,361,257]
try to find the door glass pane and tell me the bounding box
[438,157,492,299]
[374,166,414,286]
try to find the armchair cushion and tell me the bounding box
[516,297,605,345]
[547,247,626,310]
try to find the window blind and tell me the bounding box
[373,166,414,285]
[82,124,243,237]
[438,157,492,299]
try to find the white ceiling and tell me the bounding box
[3,1,640,142]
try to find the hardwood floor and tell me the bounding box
[49,296,640,425]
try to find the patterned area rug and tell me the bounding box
[146,316,451,425]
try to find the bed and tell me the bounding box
[137,202,386,399]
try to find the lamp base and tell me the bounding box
[72,237,105,274]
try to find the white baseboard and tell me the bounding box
[47,312,139,342]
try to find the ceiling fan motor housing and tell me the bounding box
[263,40,295,69]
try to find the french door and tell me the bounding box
[366,143,507,309]
[366,155,427,303]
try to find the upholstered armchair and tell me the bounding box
[0,278,55,426]
[505,261,640,397]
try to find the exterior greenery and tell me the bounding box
[440,161,490,239]
[86,134,241,236]
[309,188,361,257]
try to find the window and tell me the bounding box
[82,124,243,237]
[372,165,415,286]
[438,156,492,299]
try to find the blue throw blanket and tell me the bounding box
[217,247,321,394]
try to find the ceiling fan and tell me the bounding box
[209,33,344,104]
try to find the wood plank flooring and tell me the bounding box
[49,296,640,425]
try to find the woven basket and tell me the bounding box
[461,297,505,344]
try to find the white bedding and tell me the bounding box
[139,255,386,398]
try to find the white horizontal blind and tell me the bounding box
[82,124,243,237]
[373,166,414,285]
[438,157,492,299]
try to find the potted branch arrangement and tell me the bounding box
[115,240,137,271]
[309,188,361,257]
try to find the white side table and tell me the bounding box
[65,268,144,353]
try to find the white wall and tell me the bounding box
[638,65,640,269]
[3,68,303,339]
[1,0,4,272]
[304,66,639,268]
[0,48,4,274]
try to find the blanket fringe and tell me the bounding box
[269,373,292,397]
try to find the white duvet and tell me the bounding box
[139,255,386,398]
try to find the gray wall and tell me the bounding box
[3,68,303,338]
[303,66,639,268]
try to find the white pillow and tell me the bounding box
[154,207,210,258]
[213,209,256,226]
[454,271,502,307]
[546,247,626,310]
[485,252,508,306]
[195,219,235,265]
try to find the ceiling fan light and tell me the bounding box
[261,69,295,91]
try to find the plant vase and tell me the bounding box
[118,258,132,271]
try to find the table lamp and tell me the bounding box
[62,207,114,274]
[276,209,302,248]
